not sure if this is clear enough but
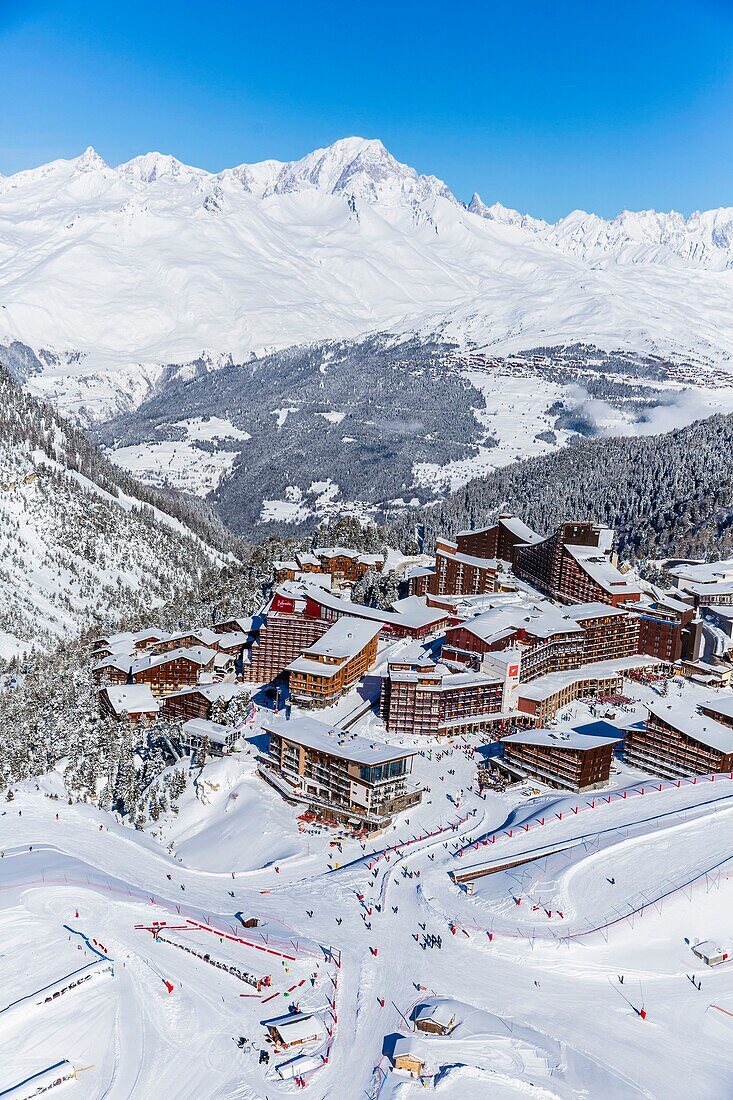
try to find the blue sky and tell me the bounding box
[1,0,732,219]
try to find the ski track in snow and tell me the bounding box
[4,701,733,1099]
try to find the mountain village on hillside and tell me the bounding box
[90,515,733,832]
[8,511,720,1094]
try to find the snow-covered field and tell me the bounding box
[4,673,733,1098]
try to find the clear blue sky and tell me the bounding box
[2,0,732,220]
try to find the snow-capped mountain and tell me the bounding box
[2,137,733,424]
[0,365,228,655]
[470,192,733,269]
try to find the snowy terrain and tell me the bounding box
[4,673,733,1098]
[0,372,227,655]
[2,137,733,432]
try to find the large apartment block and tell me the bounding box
[501,727,621,792]
[427,515,541,599]
[287,616,381,707]
[513,522,641,606]
[624,697,733,778]
[259,715,422,831]
[381,656,503,738]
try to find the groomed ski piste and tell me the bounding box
[3,679,733,1097]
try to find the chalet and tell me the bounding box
[98,684,160,723]
[128,646,218,697]
[178,718,239,756]
[146,628,220,655]
[286,616,381,707]
[91,653,133,686]
[501,726,621,791]
[213,615,261,640]
[161,682,251,721]
[692,941,729,967]
[390,1038,430,1078]
[413,1002,458,1035]
[265,1012,322,1049]
[259,714,422,830]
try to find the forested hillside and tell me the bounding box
[390,414,733,563]
[0,366,240,654]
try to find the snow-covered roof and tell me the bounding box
[453,602,581,646]
[647,698,733,754]
[669,559,733,584]
[130,646,217,674]
[684,580,733,597]
[314,545,359,560]
[92,653,133,674]
[518,655,661,702]
[164,682,250,703]
[498,515,542,544]
[266,1012,322,1043]
[213,615,260,634]
[414,1001,458,1028]
[700,694,733,721]
[182,718,236,745]
[304,615,381,658]
[503,727,621,751]
[565,602,630,621]
[304,585,448,631]
[286,656,343,678]
[101,684,160,716]
[263,714,417,765]
[214,630,249,648]
[564,545,640,598]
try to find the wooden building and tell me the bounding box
[286,616,381,707]
[161,682,251,721]
[265,1012,321,1049]
[98,684,160,723]
[128,646,217,697]
[501,727,621,791]
[624,696,733,778]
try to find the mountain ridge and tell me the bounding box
[2,135,733,430]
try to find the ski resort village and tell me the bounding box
[6,512,733,1099]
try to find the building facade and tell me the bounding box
[287,617,381,707]
[501,728,620,791]
[624,698,733,777]
[259,715,422,830]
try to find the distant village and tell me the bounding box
[91,517,733,835]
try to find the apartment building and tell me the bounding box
[513,522,641,606]
[624,696,733,778]
[501,727,621,791]
[381,656,503,738]
[258,715,422,830]
[516,655,663,725]
[287,616,381,707]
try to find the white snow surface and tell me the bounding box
[3,138,733,423]
[5,675,733,1096]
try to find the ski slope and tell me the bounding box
[4,701,733,1100]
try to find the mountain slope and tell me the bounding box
[389,413,733,563]
[0,367,233,656]
[2,138,733,425]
